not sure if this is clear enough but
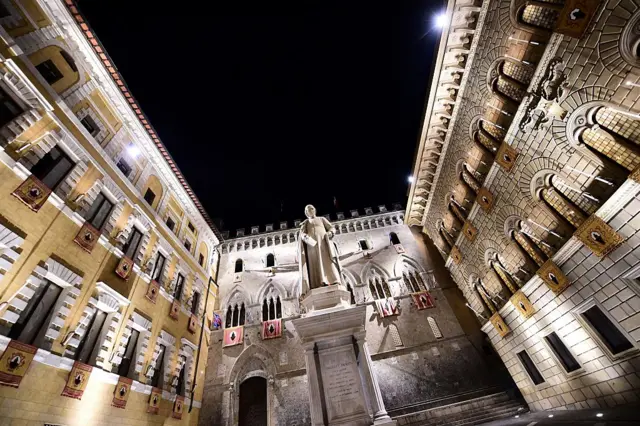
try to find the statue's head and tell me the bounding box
[304,204,316,219]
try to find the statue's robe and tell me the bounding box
[298,217,341,294]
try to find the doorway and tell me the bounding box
[239,376,268,426]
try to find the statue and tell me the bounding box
[298,205,342,295]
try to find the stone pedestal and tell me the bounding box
[293,287,397,426]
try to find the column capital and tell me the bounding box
[354,330,367,342]
[302,341,316,352]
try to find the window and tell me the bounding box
[227,303,245,327]
[166,216,175,231]
[75,310,107,365]
[150,344,166,388]
[35,59,63,85]
[235,259,243,273]
[117,328,139,378]
[123,228,143,259]
[544,332,581,374]
[30,145,74,190]
[580,305,634,356]
[174,274,185,300]
[85,192,114,230]
[8,279,62,345]
[198,253,204,267]
[517,350,545,385]
[80,115,99,137]
[0,87,22,128]
[188,222,195,233]
[151,253,166,283]
[191,291,200,315]
[184,240,192,252]
[266,254,275,268]
[359,239,370,250]
[143,188,156,206]
[262,297,282,321]
[368,277,391,300]
[389,232,401,245]
[116,158,132,177]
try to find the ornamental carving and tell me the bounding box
[575,215,624,258]
[496,143,518,172]
[510,291,535,319]
[462,221,478,242]
[537,260,570,295]
[490,312,510,338]
[450,246,463,264]
[477,188,495,212]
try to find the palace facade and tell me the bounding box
[0,0,220,424]
[407,0,640,414]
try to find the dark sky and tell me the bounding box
[76,1,444,233]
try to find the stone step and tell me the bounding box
[395,391,528,426]
[423,400,526,426]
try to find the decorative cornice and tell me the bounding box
[48,0,222,241]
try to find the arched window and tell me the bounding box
[512,230,547,268]
[403,272,426,293]
[428,317,443,339]
[369,277,392,300]
[460,170,480,194]
[448,200,467,223]
[389,232,401,245]
[575,106,640,172]
[540,184,587,229]
[266,253,275,268]
[517,2,563,33]
[262,297,282,321]
[234,259,244,273]
[227,303,246,327]
[490,257,519,295]
[474,284,496,315]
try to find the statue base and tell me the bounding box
[300,285,352,315]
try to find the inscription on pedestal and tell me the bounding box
[319,348,367,423]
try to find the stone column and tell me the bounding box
[355,331,393,424]
[303,342,325,426]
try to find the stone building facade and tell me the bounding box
[199,208,524,425]
[0,0,220,424]
[407,0,640,414]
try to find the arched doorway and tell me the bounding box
[239,377,267,426]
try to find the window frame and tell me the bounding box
[514,346,548,389]
[540,329,584,378]
[123,227,144,259]
[80,115,100,137]
[29,145,75,190]
[85,191,115,231]
[572,298,639,361]
[116,157,133,178]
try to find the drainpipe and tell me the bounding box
[189,244,221,413]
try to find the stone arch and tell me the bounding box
[222,284,251,308]
[360,261,391,284]
[197,241,209,267]
[228,344,277,386]
[28,43,86,95]
[256,278,287,302]
[142,174,164,210]
[340,268,361,288]
[393,255,426,278]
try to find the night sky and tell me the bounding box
[76,1,444,233]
